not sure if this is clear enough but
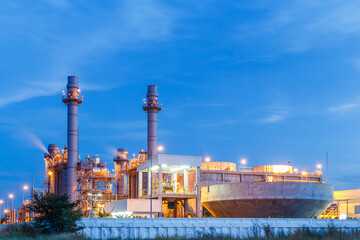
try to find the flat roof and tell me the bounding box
[137,154,202,171]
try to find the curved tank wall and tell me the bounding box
[201,182,333,218]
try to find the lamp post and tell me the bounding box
[8,194,13,211]
[150,150,153,218]
[0,199,3,223]
[150,145,164,219]
[23,185,29,204]
[317,164,322,175]
[302,171,307,181]
[241,158,247,171]
[4,209,8,224]
[8,194,13,224]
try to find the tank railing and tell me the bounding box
[251,178,325,183]
[236,166,252,172]
[235,167,322,176]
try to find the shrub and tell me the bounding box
[28,192,83,234]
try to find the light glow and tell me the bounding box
[23,185,29,190]
[205,157,211,162]
[157,146,164,152]
[9,194,14,199]
[240,158,247,165]
[272,165,291,173]
[339,214,347,220]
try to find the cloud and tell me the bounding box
[328,103,358,114]
[193,119,238,128]
[238,0,360,52]
[258,110,288,123]
[87,120,147,131]
[0,1,179,108]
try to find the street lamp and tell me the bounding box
[240,158,247,171]
[317,164,322,175]
[0,200,3,223]
[302,171,308,181]
[150,145,164,219]
[23,185,29,204]
[205,157,211,162]
[8,194,13,211]
[8,194,14,224]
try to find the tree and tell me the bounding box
[28,192,83,234]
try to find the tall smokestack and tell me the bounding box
[143,85,161,160]
[62,76,83,202]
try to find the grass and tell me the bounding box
[0,223,88,240]
[0,233,88,240]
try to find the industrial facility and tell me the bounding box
[11,76,340,220]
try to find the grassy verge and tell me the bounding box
[0,233,88,240]
[0,223,87,240]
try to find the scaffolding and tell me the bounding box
[77,155,115,216]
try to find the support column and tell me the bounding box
[139,171,143,197]
[184,169,188,194]
[148,169,151,196]
[173,173,177,193]
[196,167,201,218]
[158,166,163,218]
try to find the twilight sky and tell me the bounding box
[1,0,360,209]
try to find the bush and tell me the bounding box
[28,192,83,234]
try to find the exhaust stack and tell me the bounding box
[62,76,83,202]
[143,85,161,160]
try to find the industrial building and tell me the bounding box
[18,75,335,219]
[319,189,360,219]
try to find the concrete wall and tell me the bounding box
[79,218,360,239]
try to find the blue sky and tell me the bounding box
[1,0,360,209]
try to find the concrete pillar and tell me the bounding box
[184,169,188,194]
[139,171,143,197]
[148,169,151,196]
[196,167,201,218]
[158,166,163,218]
[158,166,163,196]
[173,173,177,193]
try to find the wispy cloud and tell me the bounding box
[0,1,179,108]
[328,102,358,114]
[238,1,360,52]
[87,120,146,130]
[193,119,238,128]
[258,110,289,123]
[251,91,292,124]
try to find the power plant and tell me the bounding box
[21,76,335,219]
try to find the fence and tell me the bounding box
[79,218,360,239]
